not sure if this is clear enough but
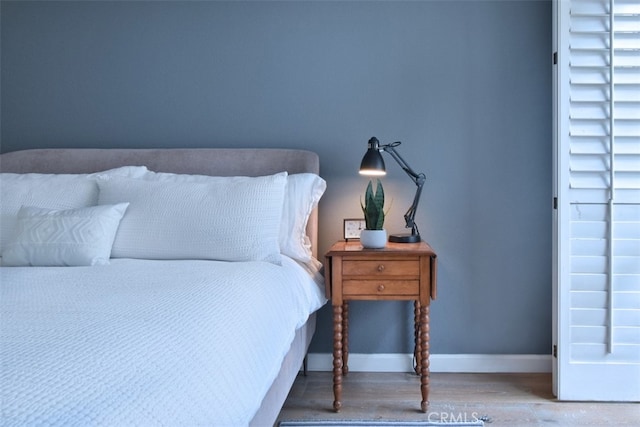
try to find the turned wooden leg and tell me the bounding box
[420,304,430,412]
[414,300,422,375]
[332,304,343,412]
[342,302,349,375]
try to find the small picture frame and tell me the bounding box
[343,218,366,240]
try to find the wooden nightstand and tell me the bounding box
[324,240,437,413]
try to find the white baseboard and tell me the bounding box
[306,353,552,373]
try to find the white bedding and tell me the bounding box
[0,257,326,426]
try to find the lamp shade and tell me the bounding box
[359,140,386,176]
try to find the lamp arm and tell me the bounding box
[382,143,423,184]
[403,176,425,234]
[380,143,426,235]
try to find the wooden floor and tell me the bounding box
[276,372,639,426]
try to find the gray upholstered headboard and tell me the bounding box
[0,148,320,256]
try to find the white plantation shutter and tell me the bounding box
[554,0,640,401]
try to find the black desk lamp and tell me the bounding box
[359,136,426,243]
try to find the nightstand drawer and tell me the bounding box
[343,260,419,277]
[343,280,419,296]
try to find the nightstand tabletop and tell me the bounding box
[326,240,436,256]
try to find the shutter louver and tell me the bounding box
[568,0,639,204]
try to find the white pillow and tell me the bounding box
[97,173,287,264]
[0,166,149,252]
[1,203,129,267]
[135,170,326,262]
[279,173,326,262]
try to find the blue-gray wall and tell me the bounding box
[1,1,552,355]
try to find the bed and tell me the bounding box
[0,148,327,426]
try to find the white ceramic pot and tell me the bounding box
[360,229,387,249]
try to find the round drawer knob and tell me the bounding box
[377,284,385,292]
[377,264,385,272]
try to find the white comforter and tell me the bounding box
[0,257,326,426]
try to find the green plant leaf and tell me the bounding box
[361,179,385,230]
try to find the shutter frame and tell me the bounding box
[555,0,640,401]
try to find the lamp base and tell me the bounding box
[388,233,421,243]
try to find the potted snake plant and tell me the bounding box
[359,179,387,248]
